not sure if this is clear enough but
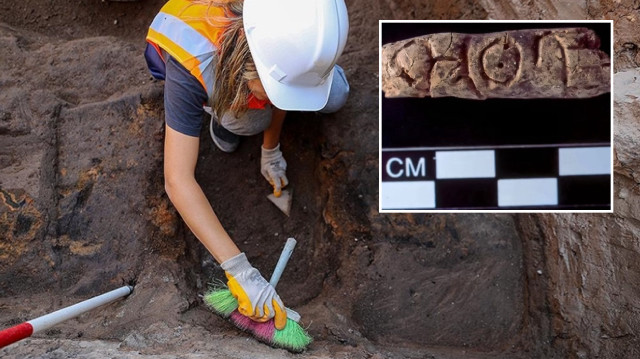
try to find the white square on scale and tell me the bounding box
[498,178,558,207]
[559,147,611,176]
[435,150,496,179]
[381,181,436,209]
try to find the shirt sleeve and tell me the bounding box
[163,56,209,137]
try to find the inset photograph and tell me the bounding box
[379,21,613,212]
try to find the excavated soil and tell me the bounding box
[1,1,639,358]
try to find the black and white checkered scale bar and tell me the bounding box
[381,144,611,210]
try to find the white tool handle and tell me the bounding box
[30,286,133,333]
[269,238,297,288]
[0,285,133,348]
[269,238,301,322]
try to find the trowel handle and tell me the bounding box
[269,238,297,288]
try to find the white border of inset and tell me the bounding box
[378,20,614,214]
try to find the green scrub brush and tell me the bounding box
[204,238,312,352]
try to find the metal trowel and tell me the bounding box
[267,188,292,217]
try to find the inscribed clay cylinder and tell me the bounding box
[381,28,611,99]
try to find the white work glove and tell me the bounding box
[221,253,287,329]
[261,144,289,197]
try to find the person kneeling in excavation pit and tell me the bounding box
[144,0,349,329]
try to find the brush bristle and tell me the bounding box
[249,319,276,341]
[229,310,254,330]
[273,318,313,352]
[204,289,238,317]
[229,314,276,341]
[204,288,312,352]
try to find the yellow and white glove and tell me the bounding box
[221,252,287,329]
[261,144,289,197]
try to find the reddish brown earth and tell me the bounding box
[0,1,639,358]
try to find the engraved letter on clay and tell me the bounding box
[381,28,610,99]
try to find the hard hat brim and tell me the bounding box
[259,68,334,112]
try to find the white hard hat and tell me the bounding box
[243,0,349,111]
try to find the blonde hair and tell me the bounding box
[188,0,257,120]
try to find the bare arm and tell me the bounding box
[263,107,286,149]
[163,124,240,263]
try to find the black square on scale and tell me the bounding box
[436,179,498,209]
